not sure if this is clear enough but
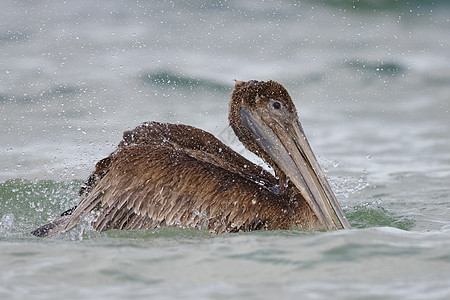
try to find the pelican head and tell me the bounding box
[229,80,350,230]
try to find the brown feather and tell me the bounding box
[31,80,330,237]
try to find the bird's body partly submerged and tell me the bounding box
[32,80,350,237]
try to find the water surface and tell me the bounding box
[1,1,449,299]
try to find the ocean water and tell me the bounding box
[1,0,450,299]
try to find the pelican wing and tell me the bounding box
[46,122,289,236]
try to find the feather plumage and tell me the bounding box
[32,80,350,237]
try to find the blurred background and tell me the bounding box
[1,1,450,299]
[1,0,448,183]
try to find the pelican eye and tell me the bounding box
[272,101,281,110]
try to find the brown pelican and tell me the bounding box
[32,80,350,237]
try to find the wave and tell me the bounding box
[345,59,405,77]
[0,84,86,105]
[346,202,415,230]
[140,70,231,92]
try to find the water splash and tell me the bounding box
[0,179,80,237]
[0,213,16,237]
[332,174,370,199]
